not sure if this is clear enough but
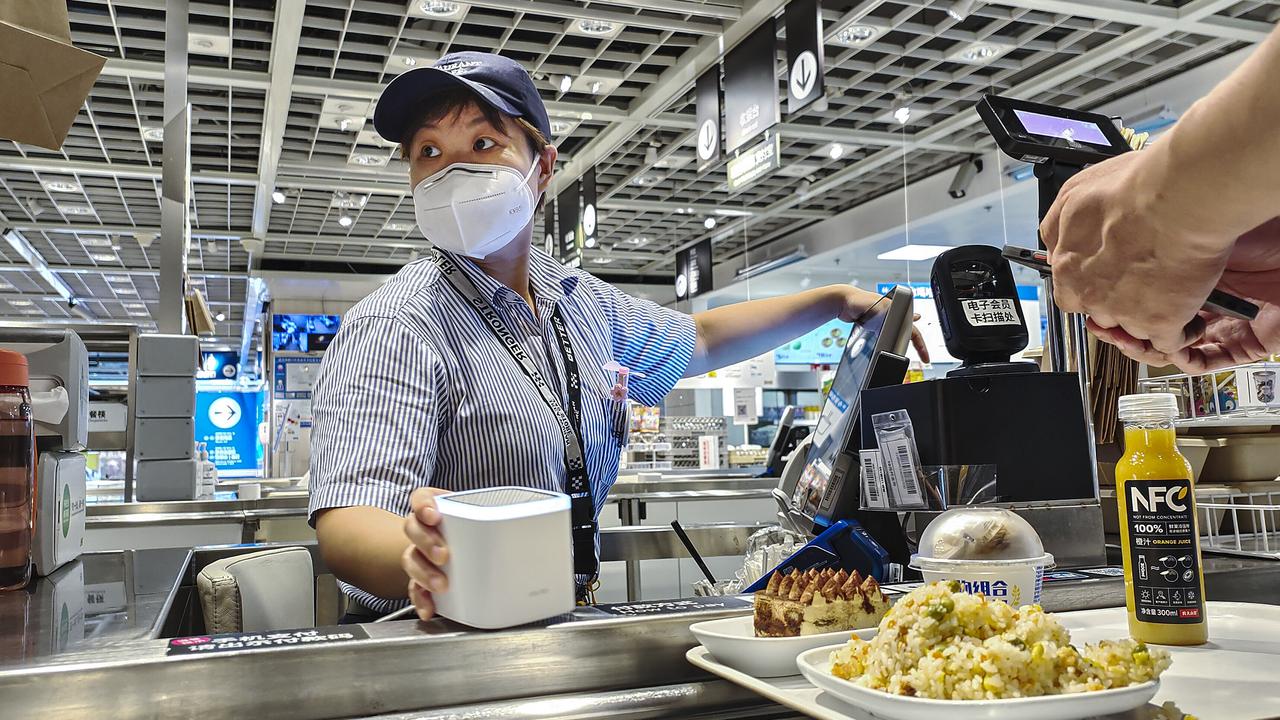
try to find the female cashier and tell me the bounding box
[308,52,927,622]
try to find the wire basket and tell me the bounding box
[1199,486,1280,560]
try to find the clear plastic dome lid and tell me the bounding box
[916,507,1046,563]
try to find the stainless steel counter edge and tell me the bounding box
[3,555,1277,720]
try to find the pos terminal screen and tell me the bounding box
[1013,109,1110,146]
[791,295,892,519]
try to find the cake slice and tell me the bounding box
[752,567,891,637]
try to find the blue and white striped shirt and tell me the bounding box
[308,247,697,612]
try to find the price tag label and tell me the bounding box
[880,436,926,509]
[859,450,889,510]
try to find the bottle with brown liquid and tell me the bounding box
[0,350,34,591]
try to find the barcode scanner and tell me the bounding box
[931,245,1036,378]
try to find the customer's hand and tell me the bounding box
[1040,150,1240,355]
[1088,218,1280,371]
[838,287,931,362]
[402,487,451,621]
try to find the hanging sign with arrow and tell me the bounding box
[785,0,825,114]
[694,68,722,171]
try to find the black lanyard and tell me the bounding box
[433,252,598,579]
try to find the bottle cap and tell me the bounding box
[1118,393,1179,422]
[0,349,29,387]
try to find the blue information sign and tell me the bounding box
[195,388,265,477]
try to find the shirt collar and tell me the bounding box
[445,247,579,306]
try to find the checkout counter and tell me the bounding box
[2,542,1278,719]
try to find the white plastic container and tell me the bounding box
[433,486,575,629]
[910,507,1053,606]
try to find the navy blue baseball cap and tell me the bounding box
[373,51,552,145]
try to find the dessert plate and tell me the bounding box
[795,644,1159,720]
[690,615,877,678]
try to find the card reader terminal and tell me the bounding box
[977,94,1131,167]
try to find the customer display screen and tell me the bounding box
[272,314,340,353]
[1013,109,1109,145]
[791,296,893,519]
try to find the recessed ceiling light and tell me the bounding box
[832,22,888,47]
[703,217,717,230]
[128,310,150,318]
[114,287,138,295]
[549,119,579,136]
[90,253,118,262]
[713,208,753,218]
[105,274,131,283]
[558,75,573,93]
[876,244,951,261]
[945,41,1015,65]
[947,0,977,21]
[122,302,146,309]
[330,192,369,209]
[8,299,33,307]
[627,236,649,246]
[570,75,622,96]
[383,221,415,233]
[19,307,41,315]
[187,30,231,56]
[57,204,96,216]
[576,18,619,36]
[41,179,81,193]
[337,214,354,228]
[410,0,468,20]
[632,173,660,187]
[215,312,226,322]
[271,189,286,204]
[142,126,164,142]
[79,236,113,247]
[893,105,913,124]
[349,152,389,167]
[591,257,613,264]
[829,143,845,160]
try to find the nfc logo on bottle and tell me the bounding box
[1130,484,1189,513]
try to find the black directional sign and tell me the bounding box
[785,0,825,114]
[695,68,722,171]
[675,238,713,302]
[582,167,598,249]
[557,184,581,268]
[724,22,780,153]
[543,198,556,257]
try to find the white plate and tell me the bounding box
[690,614,878,678]
[796,644,1159,720]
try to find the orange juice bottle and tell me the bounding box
[1115,393,1208,645]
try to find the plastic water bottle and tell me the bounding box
[0,350,35,591]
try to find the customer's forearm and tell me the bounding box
[315,506,410,601]
[1150,26,1280,237]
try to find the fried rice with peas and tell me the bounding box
[828,581,1171,700]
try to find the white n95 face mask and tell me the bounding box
[412,160,540,259]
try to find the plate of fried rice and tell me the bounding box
[795,581,1169,720]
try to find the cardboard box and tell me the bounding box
[0,2,106,151]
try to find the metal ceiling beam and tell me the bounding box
[99,58,273,91]
[0,263,242,281]
[585,0,742,20]
[250,0,306,239]
[982,0,1274,43]
[0,157,256,185]
[602,198,827,220]
[461,0,725,34]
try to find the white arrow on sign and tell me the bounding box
[697,118,718,161]
[790,50,818,101]
[209,397,242,430]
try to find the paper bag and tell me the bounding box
[0,1,106,151]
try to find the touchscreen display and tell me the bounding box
[794,297,890,519]
[1013,109,1109,145]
